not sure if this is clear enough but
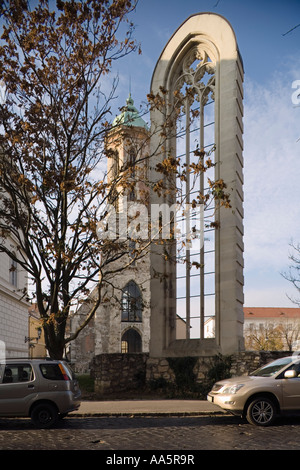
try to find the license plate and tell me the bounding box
[207,395,214,403]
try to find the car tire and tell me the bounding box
[31,403,59,429]
[246,397,277,426]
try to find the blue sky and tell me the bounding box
[115,0,300,97]
[113,0,300,308]
[2,1,299,309]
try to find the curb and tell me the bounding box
[70,401,229,418]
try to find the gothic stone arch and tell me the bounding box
[149,13,244,357]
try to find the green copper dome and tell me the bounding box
[113,94,149,130]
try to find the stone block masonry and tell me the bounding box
[89,351,293,397]
[91,353,148,395]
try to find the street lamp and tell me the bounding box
[25,327,42,343]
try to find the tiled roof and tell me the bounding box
[244,307,300,319]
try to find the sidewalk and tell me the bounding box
[71,400,226,417]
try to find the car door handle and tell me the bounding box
[28,384,35,389]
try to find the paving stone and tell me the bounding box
[1,415,300,451]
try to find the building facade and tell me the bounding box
[0,240,28,358]
[27,303,47,358]
[244,307,300,351]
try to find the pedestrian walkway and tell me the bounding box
[71,400,226,417]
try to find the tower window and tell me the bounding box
[121,281,142,322]
[129,148,136,177]
[129,189,135,201]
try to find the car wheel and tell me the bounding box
[31,403,59,429]
[246,397,276,426]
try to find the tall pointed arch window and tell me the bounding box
[127,147,136,201]
[121,281,142,322]
[173,46,216,340]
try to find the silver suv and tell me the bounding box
[207,356,300,426]
[0,358,81,428]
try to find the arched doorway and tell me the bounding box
[121,328,142,353]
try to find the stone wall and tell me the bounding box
[146,351,293,385]
[91,353,148,395]
[230,351,292,376]
[90,351,294,397]
[146,356,225,385]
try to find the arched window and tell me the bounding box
[121,281,142,322]
[114,150,119,177]
[9,255,18,287]
[121,329,142,353]
[173,46,216,340]
[129,147,136,177]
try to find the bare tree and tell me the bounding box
[244,323,284,351]
[0,0,141,358]
[0,1,232,359]
[282,241,300,307]
[245,319,300,352]
[278,320,300,351]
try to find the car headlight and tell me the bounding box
[221,384,244,395]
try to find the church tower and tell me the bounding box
[107,93,149,208]
[72,94,151,371]
[103,94,151,354]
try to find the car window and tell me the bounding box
[250,357,293,377]
[277,361,300,379]
[39,363,65,380]
[287,363,300,376]
[1,364,33,384]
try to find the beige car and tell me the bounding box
[207,356,300,426]
[0,358,81,428]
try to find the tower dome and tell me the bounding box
[113,94,149,130]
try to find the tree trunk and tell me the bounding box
[43,323,66,360]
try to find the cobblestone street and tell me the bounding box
[1,414,300,452]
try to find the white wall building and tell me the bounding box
[0,238,28,358]
[244,307,300,351]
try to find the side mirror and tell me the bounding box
[284,370,297,379]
